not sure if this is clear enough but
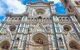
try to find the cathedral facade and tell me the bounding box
[0,0,80,50]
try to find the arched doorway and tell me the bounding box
[0,40,10,50]
[32,33,49,50]
[69,40,80,50]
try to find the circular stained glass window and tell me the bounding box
[9,25,16,31]
[63,25,71,32]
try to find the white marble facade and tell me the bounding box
[0,1,80,50]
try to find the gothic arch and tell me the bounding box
[0,40,10,50]
[32,33,49,50]
[69,40,80,50]
[32,33,48,45]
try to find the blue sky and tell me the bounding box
[0,0,66,22]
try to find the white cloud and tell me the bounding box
[0,8,6,15]
[6,0,61,14]
[0,0,61,14]
[6,0,26,14]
